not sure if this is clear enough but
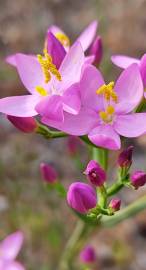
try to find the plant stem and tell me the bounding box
[107,181,124,196]
[92,147,108,170]
[37,122,67,139]
[58,220,91,270]
[101,195,146,227]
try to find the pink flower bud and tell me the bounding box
[67,136,81,156]
[118,146,133,168]
[7,115,37,133]
[109,198,121,212]
[80,245,96,264]
[131,170,146,189]
[84,160,106,187]
[40,163,58,183]
[67,182,97,214]
[89,36,103,66]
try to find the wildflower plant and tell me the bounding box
[1,20,146,270]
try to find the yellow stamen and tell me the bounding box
[36,86,48,96]
[96,81,118,103]
[55,32,70,47]
[99,105,115,123]
[106,105,115,115]
[37,49,62,83]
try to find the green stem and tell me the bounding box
[97,186,107,208]
[107,181,124,196]
[36,122,67,139]
[92,147,108,170]
[100,195,146,227]
[58,220,91,270]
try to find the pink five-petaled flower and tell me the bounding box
[111,54,146,94]
[84,160,106,187]
[0,42,84,122]
[67,182,97,214]
[41,63,146,150]
[0,231,25,270]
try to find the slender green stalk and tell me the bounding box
[37,122,67,139]
[107,181,124,196]
[58,220,91,270]
[92,147,108,170]
[101,195,146,227]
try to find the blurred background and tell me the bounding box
[0,0,146,269]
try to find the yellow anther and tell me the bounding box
[36,86,48,96]
[106,105,115,115]
[99,111,108,122]
[37,49,62,83]
[55,32,70,47]
[96,81,118,103]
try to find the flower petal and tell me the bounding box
[77,20,98,51]
[47,32,66,69]
[88,124,121,150]
[15,53,46,94]
[111,55,140,69]
[41,108,97,136]
[59,42,84,91]
[62,83,81,115]
[80,65,105,111]
[2,261,25,270]
[0,95,40,117]
[140,54,146,88]
[35,95,64,122]
[84,55,95,64]
[115,64,143,113]
[114,113,146,137]
[0,231,23,260]
[6,54,17,67]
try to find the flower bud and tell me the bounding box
[131,170,146,189]
[67,136,81,156]
[67,182,97,214]
[118,146,133,168]
[7,115,37,133]
[109,198,121,212]
[84,160,106,187]
[40,163,58,183]
[80,245,96,264]
[89,36,103,66]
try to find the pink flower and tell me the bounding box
[67,182,97,214]
[40,162,58,183]
[84,160,106,187]
[0,231,25,270]
[41,63,146,150]
[88,36,103,66]
[0,42,84,122]
[111,54,146,94]
[80,245,96,263]
[7,115,37,133]
[47,20,98,54]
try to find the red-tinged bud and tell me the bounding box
[40,163,58,184]
[89,36,103,66]
[84,160,106,187]
[67,136,81,156]
[7,115,37,133]
[118,146,134,168]
[67,182,97,214]
[109,198,121,212]
[131,170,146,189]
[80,245,96,264]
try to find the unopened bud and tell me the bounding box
[118,146,133,168]
[80,245,96,264]
[40,163,58,184]
[84,160,106,187]
[109,198,121,212]
[7,115,37,133]
[131,170,146,189]
[67,182,97,214]
[89,36,103,66]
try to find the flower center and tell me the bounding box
[55,32,70,47]
[96,81,118,123]
[37,49,62,83]
[35,86,48,96]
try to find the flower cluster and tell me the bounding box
[1,20,146,150]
